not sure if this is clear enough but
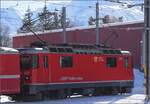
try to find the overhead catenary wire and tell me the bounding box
[26,25,47,46]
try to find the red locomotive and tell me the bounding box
[0,44,134,100]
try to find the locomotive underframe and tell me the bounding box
[23,80,134,94]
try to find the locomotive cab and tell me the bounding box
[18,48,49,94]
[20,54,39,82]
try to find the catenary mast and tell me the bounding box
[144,0,150,101]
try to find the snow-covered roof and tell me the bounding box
[14,20,143,37]
[0,47,18,54]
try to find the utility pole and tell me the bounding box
[44,0,47,31]
[62,6,67,44]
[96,2,100,46]
[144,0,150,101]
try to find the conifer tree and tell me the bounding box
[18,5,73,33]
[18,7,34,33]
[37,6,72,31]
[37,6,53,31]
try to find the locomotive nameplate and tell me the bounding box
[60,76,84,81]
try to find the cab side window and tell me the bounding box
[60,56,73,68]
[124,57,129,68]
[107,57,117,68]
[32,55,39,69]
[43,56,49,69]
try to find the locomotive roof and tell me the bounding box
[17,47,49,53]
[48,44,122,54]
[49,44,131,55]
[0,47,18,54]
[17,44,129,55]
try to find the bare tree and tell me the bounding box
[0,24,11,47]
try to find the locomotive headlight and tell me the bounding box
[24,75,30,80]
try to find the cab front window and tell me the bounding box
[21,54,39,69]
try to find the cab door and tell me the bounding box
[42,54,49,83]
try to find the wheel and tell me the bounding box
[125,88,132,93]
[111,87,119,95]
[57,89,67,99]
[93,88,102,96]
[82,88,95,96]
[104,87,112,95]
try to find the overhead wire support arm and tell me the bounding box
[26,25,47,46]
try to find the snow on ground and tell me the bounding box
[0,69,149,104]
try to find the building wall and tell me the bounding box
[13,21,144,68]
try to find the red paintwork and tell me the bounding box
[0,54,20,94]
[13,21,144,68]
[23,53,133,85]
[0,46,133,95]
